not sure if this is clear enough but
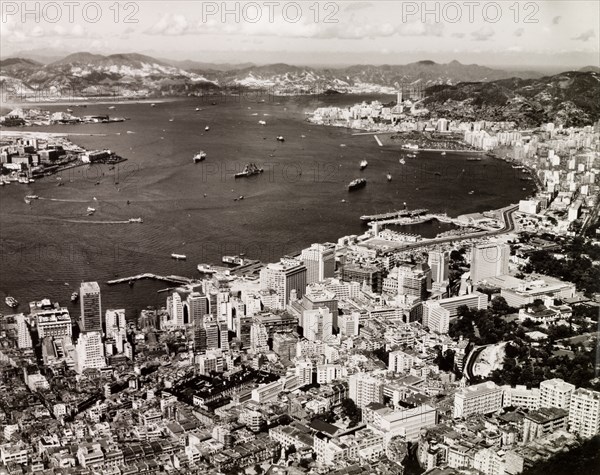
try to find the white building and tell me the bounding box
[454,381,503,419]
[15,314,32,349]
[260,258,307,310]
[568,388,600,439]
[349,372,383,409]
[539,378,575,410]
[470,243,509,284]
[300,243,335,284]
[303,307,334,342]
[74,331,106,374]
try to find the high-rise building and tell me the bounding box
[296,360,313,386]
[272,332,297,360]
[470,243,509,284]
[568,388,600,439]
[105,309,126,353]
[383,263,429,300]
[349,372,383,409]
[203,317,220,351]
[303,307,334,343]
[338,312,359,337]
[15,314,32,349]
[300,243,335,284]
[421,303,450,334]
[428,251,449,285]
[74,331,106,374]
[260,258,307,310]
[389,350,418,373]
[422,292,487,324]
[187,292,208,325]
[250,322,269,352]
[80,282,102,332]
[341,263,382,293]
[539,378,575,410]
[35,306,72,339]
[166,292,184,328]
[453,382,503,418]
[236,315,253,349]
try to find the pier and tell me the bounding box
[107,273,197,285]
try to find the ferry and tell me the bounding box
[128,218,143,223]
[348,178,367,191]
[71,292,79,302]
[387,173,392,182]
[193,151,207,163]
[360,160,368,170]
[5,296,18,308]
[276,136,285,142]
[171,253,187,260]
[222,255,245,265]
[197,264,217,274]
[235,163,263,178]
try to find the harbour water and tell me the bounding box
[0,95,534,318]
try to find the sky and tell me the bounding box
[1,1,599,70]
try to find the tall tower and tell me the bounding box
[428,251,449,284]
[470,243,509,284]
[80,281,102,332]
[300,243,335,284]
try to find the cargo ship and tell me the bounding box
[360,160,368,170]
[193,151,207,163]
[5,296,18,308]
[348,178,367,191]
[235,163,263,178]
[171,253,187,260]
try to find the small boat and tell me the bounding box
[468,190,474,195]
[171,253,187,260]
[195,107,200,111]
[87,207,96,213]
[360,160,368,170]
[66,108,73,113]
[128,218,143,223]
[205,126,210,131]
[71,292,79,302]
[198,264,217,274]
[151,103,156,107]
[387,173,392,182]
[108,106,116,110]
[348,178,367,191]
[441,151,446,156]
[24,199,31,205]
[26,195,39,200]
[235,163,263,178]
[434,172,441,176]
[128,280,134,287]
[169,118,174,122]
[5,296,18,308]
[238,195,244,200]
[193,151,207,163]
[340,144,346,147]
[276,136,285,142]
[258,120,266,125]
[399,158,406,165]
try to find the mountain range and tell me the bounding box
[1,52,599,126]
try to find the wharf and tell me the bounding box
[107,273,197,285]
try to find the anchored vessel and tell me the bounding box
[235,163,263,178]
[171,253,187,260]
[70,292,79,302]
[193,151,207,163]
[197,264,217,274]
[360,160,368,170]
[5,296,18,308]
[222,255,245,265]
[276,136,285,142]
[387,173,392,182]
[348,178,367,191]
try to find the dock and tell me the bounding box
[107,273,197,285]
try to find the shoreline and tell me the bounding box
[0,98,179,108]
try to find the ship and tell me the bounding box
[466,157,482,161]
[24,198,31,205]
[258,120,266,125]
[66,108,73,113]
[195,107,200,111]
[276,136,285,142]
[198,264,217,274]
[151,103,156,107]
[387,173,392,182]
[407,153,417,158]
[128,218,143,223]
[26,195,39,199]
[5,296,18,308]
[205,126,210,131]
[360,160,368,170]
[108,106,116,110]
[87,207,96,213]
[222,255,245,265]
[171,253,187,260]
[468,190,475,195]
[193,151,207,163]
[348,178,367,191]
[441,151,447,156]
[235,163,264,178]
[399,158,406,165]
[70,292,79,302]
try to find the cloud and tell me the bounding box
[514,28,524,37]
[344,2,373,11]
[471,27,494,41]
[144,14,445,40]
[572,29,595,42]
[552,16,561,25]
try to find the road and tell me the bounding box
[376,204,519,255]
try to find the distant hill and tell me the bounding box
[423,71,600,127]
